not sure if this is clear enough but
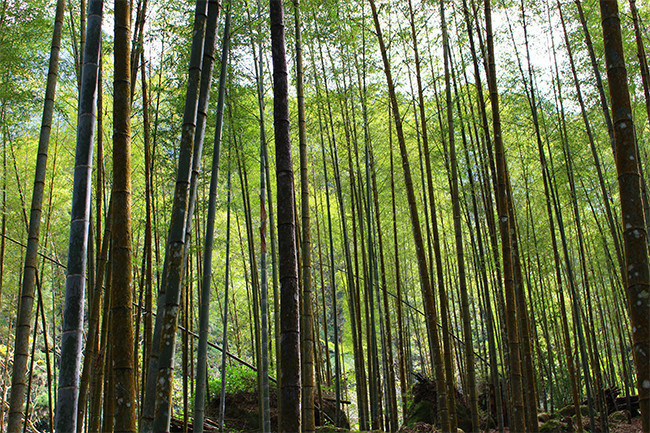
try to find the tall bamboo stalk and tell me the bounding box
[294,1,314,430]
[599,1,650,429]
[145,1,210,429]
[7,0,65,428]
[194,4,231,431]
[368,0,449,430]
[55,1,102,430]
[270,0,301,429]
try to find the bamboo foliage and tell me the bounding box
[4,0,650,431]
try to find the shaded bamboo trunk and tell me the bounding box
[111,0,137,430]
[270,0,301,429]
[144,1,210,430]
[599,1,650,429]
[77,199,112,433]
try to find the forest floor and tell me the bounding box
[394,416,644,432]
[610,417,644,433]
[171,412,644,432]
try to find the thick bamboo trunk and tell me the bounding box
[270,0,301,429]
[111,0,136,430]
[144,1,211,430]
[599,1,650,430]
[55,1,102,430]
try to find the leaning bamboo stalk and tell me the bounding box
[367,0,450,430]
[144,0,211,429]
[194,4,231,431]
[7,0,66,428]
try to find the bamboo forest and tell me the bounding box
[2,0,650,431]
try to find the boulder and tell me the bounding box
[405,375,473,433]
[608,410,630,424]
[539,418,568,432]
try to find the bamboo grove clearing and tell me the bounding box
[0,0,649,432]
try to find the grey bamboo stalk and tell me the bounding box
[260,96,272,433]
[219,167,233,433]
[321,131,341,427]
[76,199,111,433]
[87,61,106,433]
[54,0,102,430]
[7,0,65,429]
[270,0,301,429]
[194,3,231,431]
[140,0,216,427]
[294,0,315,430]
[111,0,136,429]
[599,1,650,429]
[143,1,209,430]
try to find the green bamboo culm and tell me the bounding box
[219,165,233,433]
[7,0,66,429]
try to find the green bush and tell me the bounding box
[208,364,257,398]
[191,364,258,410]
